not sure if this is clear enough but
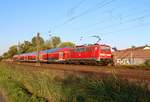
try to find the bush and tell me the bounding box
[0,56,3,61]
[60,75,150,102]
[144,60,150,66]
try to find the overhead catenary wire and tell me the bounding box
[50,0,87,32]
[85,13,150,34]
[79,15,150,44]
[67,0,87,16]
[51,0,149,47]
[64,0,115,24]
[74,2,145,30]
[75,8,150,33]
[99,22,150,38]
[52,0,116,30]
[79,20,150,45]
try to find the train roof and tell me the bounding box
[75,43,110,47]
[42,48,60,53]
[13,47,72,57]
[13,44,111,57]
[41,47,71,53]
[15,52,36,56]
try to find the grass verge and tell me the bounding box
[0,63,149,102]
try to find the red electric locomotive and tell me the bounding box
[66,44,112,65]
[13,44,112,65]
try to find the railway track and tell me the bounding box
[2,62,150,83]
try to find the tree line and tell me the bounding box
[2,35,75,59]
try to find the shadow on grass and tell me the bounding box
[60,74,150,102]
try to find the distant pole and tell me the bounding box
[130,48,133,65]
[18,41,21,63]
[112,47,117,66]
[80,36,83,41]
[48,31,52,37]
[49,31,54,48]
[114,52,116,66]
[36,32,41,66]
[47,31,52,62]
[18,41,21,55]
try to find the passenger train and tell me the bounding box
[13,44,112,65]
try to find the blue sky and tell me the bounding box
[0,0,150,55]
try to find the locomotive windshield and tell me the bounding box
[100,46,110,51]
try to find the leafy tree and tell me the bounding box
[58,42,75,48]
[20,41,33,53]
[31,36,44,47]
[9,45,18,57]
[43,40,53,49]
[51,36,61,48]
[3,52,9,59]
[3,45,18,58]
[26,47,37,52]
[2,35,77,59]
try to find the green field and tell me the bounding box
[0,63,149,102]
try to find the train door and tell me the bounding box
[92,46,99,60]
[59,52,64,60]
[91,46,95,58]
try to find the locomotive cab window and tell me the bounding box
[100,46,110,51]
